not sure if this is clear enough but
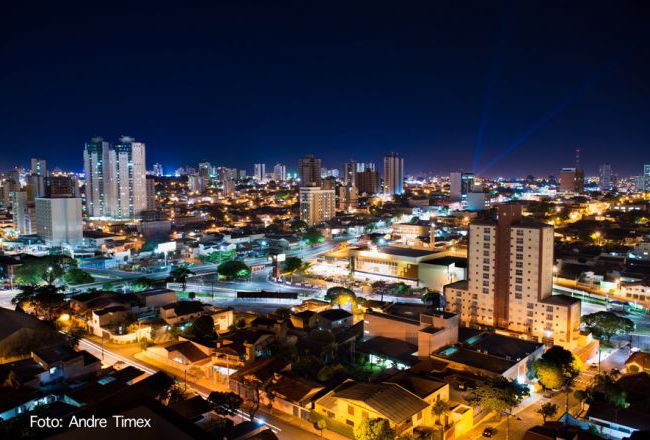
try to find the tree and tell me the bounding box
[217,260,250,280]
[242,374,262,421]
[131,277,153,292]
[14,255,76,286]
[316,364,347,384]
[156,383,187,405]
[63,268,94,285]
[468,377,530,440]
[273,307,292,319]
[422,291,442,310]
[591,372,628,408]
[207,391,243,416]
[302,229,325,245]
[537,402,558,423]
[582,311,634,370]
[314,418,327,439]
[190,315,215,338]
[283,257,304,273]
[291,219,309,232]
[533,345,581,417]
[581,311,634,342]
[325,286,358,310]
[353,418,394,440]
[168,266,194,290]
[13,284,67,320]
[432,399,450,426]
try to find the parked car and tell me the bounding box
[483,427,497,438]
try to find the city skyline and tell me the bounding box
[2,1,649,175]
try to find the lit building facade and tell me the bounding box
[299,186,335,226]
[35,197,83,245]
[383,153,404,195]
[83,136,146,219]
[443,204,581,346]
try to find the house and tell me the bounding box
[212,307,235,333]
[89,306,130,336]
[229,356,291,404]
[292,298,330,313]
[290,310,318,330]
[31,345,101,383]
[626,352,650,373]
[135,288,178,310]
[0,308,65,361]
[69,291,139,315]
[315,379,431,436]
[146,340,212,370]
[169,395,216,426]
[585,402,650,439]
[160,301,211,325]
[318,309,353,329]
[215,328,276,364]
[263,372,325,420]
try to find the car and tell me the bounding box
[483,427,497,438]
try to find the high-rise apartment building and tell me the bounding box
[299,155,322,187]
[31,159,47,177]
[35,197,83,245]
[599,163,613,191]
[273,163,287,182]
[444,204,581,347]
[83,136,146,219]
[254,163,266,182]
[299,186,335,226]
[198,161,212,179]
[145,176,157,210]
[12,191,35,235]
[153,163,163,177]
[449,171,475,201]
[337,185,358,212]
[46,174,79,198]
[355,169,379,195]
[643,164,650,191]
[223,178,235,196]
[383,153,404,195]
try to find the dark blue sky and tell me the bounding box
[2,0,649,176]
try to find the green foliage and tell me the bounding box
[309,329,335,345]
[389,282,411,296]
[156,383,188,405]
[0,328,63,359]
[190,315,215,338]
[533,346,581,390]
[422,291,442,309]
[581,311,635,341]
[14,255,77,286]
[168,266,194,289]
[291,220,309,232]
[283,256,304,273]
[12,284,67,320]
[131,277,153,292]
[316,364,347,383]
[302,228,325,245]
[537,402,558,422]
[353,418,394,440]
[273,307,292,319]
[467,377,530,415]
[590,372,628,408]
[292,355,324,379]
[432,399,451,426]
[207,391,243,416]
[203,250,236,264]
[63,268,95,285]
[217,260,250,280]
[326,286,358,310]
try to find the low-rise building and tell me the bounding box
[160,301,211,325]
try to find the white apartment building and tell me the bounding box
[83,136,146,219]
[444,204,581,347]
[299,186,335,226]
[35,197,83,245]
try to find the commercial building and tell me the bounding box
[253,163,266,182]
[46,174,78,198]
[643,164,650,191]
[273,163,286,182]
[599,163,613,191]
[383,153,404,195]
[12,191,35,235]
[35,197,83,245]
[83,136,147,219]
[145,176,157,210]
[443,204,581,346]
[298,155,322,187]
[299,186,335,226]
[449,171,475,201]
[559,167,584,193]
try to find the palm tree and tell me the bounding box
[432,399,450,427]
[422,291,442,310]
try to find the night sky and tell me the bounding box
[2,1,649,177]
